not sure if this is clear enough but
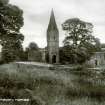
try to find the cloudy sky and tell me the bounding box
[10,0,105,48]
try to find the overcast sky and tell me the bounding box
[10,0,105,48]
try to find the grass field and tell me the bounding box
[0,62,105,105]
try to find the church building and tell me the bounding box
[28,10,59,64]
[28,10,105,66]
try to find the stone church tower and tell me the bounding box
[47,10,59,64]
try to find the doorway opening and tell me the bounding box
[52,55,56,63]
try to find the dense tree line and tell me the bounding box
[0,0,101,64]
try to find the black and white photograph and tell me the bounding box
[0,0,105,105]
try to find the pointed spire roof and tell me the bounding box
[47,9,58,31]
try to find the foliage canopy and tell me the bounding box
[61,18,101,64]
[0,0,24,62]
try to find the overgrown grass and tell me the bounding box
[0,63,105,105]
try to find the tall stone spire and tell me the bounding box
[47,9,58,31]
[47,9,59,64]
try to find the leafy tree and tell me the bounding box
[28,42,39,51]
[0,0,24,62]
[27,42,42,62]
[61,18,101,64]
